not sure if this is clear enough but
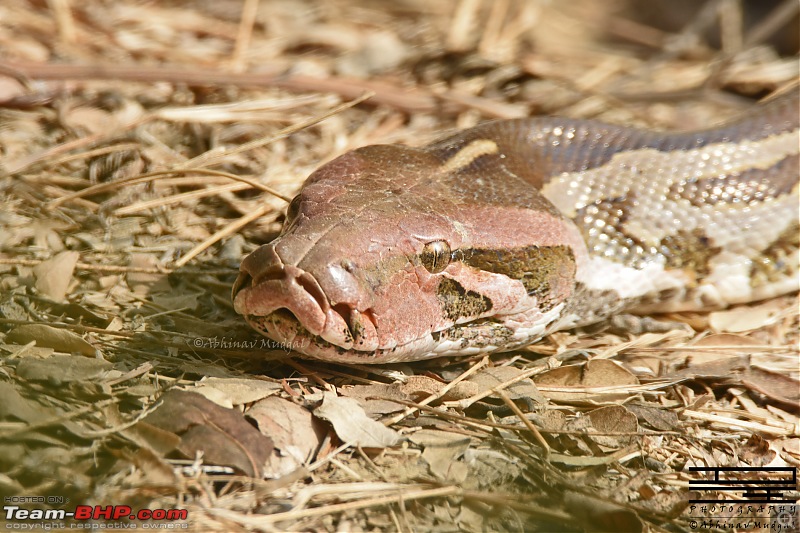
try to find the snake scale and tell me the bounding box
[233,92,799,363]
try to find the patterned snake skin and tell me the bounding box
[233,92,799,363]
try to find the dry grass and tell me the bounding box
[0,0,798,531]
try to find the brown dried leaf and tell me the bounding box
[121,416,182,456]
[126,253,170,295]
[0,381,93,440]
[626,403,680,431]
[151,293,200,312]
[126,447,180,486]
[779,438,800,464]
[409,429,470,482]
[6,324,96,356]
[564,491,643,533]
[678,333,766,367]
[586,405,639,448]
[463,448,522,490]
[142,390,273,478]
[0,382,50,423]
[191,377,282,408]
[27,220,69,252]
[64,106,116,136]
[248,396,326,477]
[740,434,776,466]
[466,366,545,405]
[536,359,639,388]
[16,354,112,383]
[339,383,410,416]
[399,375,445,400]
[314,392,401,449]
[535,359,641,401]
[32,251,79,301]
[741,366,800,407]
[708,300,786,333]
[694,333,768,348]
[673,354,750,380]
[0,77,26,101]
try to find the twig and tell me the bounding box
[0,257,235,276]
[496,388,550,457]
[173,203,272,267]
[0,61,438,113]
[45,168,292,210]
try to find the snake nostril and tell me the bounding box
[232,272,252,298]
[272,309,297,323]
[251,266,285,285]
[297,274,328,311]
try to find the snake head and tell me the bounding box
[233,144,582,363]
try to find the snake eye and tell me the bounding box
[420,240,452,274]
[286,195,302,221]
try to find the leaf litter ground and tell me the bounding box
[0,1,798,531]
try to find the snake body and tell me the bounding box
[233,93,800,363]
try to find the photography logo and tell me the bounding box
[686,467,798,532]
[688,467,796,503]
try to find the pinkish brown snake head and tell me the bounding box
[232,144,582,363]
[233,92,799,363]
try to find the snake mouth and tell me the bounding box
[233,262,381,351]
[246,306,385,358]
[247,308,429,363]
[250,308,535,364]
[233,264,327,335]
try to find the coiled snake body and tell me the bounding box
[233,93,799,363]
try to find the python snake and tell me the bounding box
[233,92,799,363]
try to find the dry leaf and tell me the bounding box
[535,359,641,401]
[340,383,410,416]
[708,300,786,333]
[314,392,401,448]
[32,251,79,301]
[399,375,446,400]
[409,429,470,482]
[0,381,94,441]
[126,447,180,486]
[740,434,776,466]
[564,491,644,533]
[586,405,639,448]
[5,324,96,356]
[141,390,273,478]
[64,106,116,136]
[16,355,112,383]
[466,366,545,406]
[536,359,639,388]
[120,414,182,456]
[779,438,800,463]
[0,382,52,423]
[248,396,326,477]
[191,377,282,408]
[741,366,800,408]
[126,253,170,295]
[463,448,522,489]
[678,333,766,367]
[673,354,750,380]
[151,293,200,311]
[626,403,679,431]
